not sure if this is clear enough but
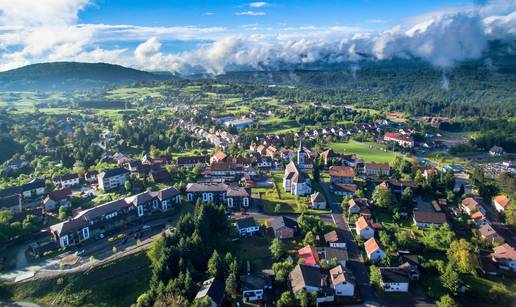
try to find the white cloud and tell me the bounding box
[236,11,266,16]
[0,0,90,26]
[205,12,215,16]
[249,2,269,8]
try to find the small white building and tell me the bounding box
[380,267,410,292]
[236,217,260,237]
[355,216,374,239]
[240,273,272,302]
[493,195,511,213]
[329,265,355,296]
[364,238,385,263]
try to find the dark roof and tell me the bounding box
[289,264,322,292]
[0,186,23,197]
[413,211,447,224]
[47,188,72,201]
[0,194,21,209]
[270,216,298,231]
[226,186,249,197]
[236,217,258,229]
[85,170,98,177]
[186,182,228,192]
[150,168,172,182]
[240,273,272,291]
[324,229,347,244]
[195,278,225,305]
[156,187,180,200]
[177,156,209,165]
[22,179,45,191]
[380,267,410,283]
[99,168,129,179]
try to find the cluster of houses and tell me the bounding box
[179,120,237,149]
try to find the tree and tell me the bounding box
[276,291,295,307]
[148,234,166,269]
[225,272,238,299]
[124,180,132,191]
[447,239,479,275]
[272,261,293,284]
[270,238,285,260]
[207,250,223,279]
[297,289,310,307]
[400,187,413,211]
[372,185,394,209]
[440,264,460,295]
[312,162,320,182]
[369,265,382,289]
[355,189,365,198]
[437,294,458,307]
[58,206,70,221]
[302,231,315,246]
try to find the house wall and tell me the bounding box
[382,282,409,292]
[368,249,385,263]
[357,227,374,239]
[334,283,354,296]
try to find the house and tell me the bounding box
[478,223,505,245]
[256,155,274,169]
[98,168,129,191]
[283,154,311,196]
[224,118,254,130]
[319,247,349,267]
[348,198,371,219]
[329,166,355,184]
[365,162,390,177]
[471,211,487,226]
[269,216,298,239]
[383,132,414,148]
[150,168,172,183]
[491,244,516,271]
[413,212,447,228]
[324,229,347,249]
[195,278,225,306]
[461,197,485,215]
[49,187,180,248]
[298,245,320,267]
[320,149,341,166]
[240,273,273,303]
[355,216,374,239]
[0,193,22,214]
[42,188,72,212]
[235,217,260,236]
[21,179,46,198]
[333,184,357,196]
[52,174,80,189]
[329,265,355,296]
[492,195,511,213]
[186,183,251,209]
[266,146,278,158]
[289,264,323,295]
[364,237,385,263]
[489,146,505,157]
[210,151,227,164]
[256,145,267,155]
[176,156,209,168]
[310,192,327,209]
[379,267,410,292]
[84,170,98,183]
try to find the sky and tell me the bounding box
[0,0,515,73]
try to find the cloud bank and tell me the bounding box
[0,0,515,74]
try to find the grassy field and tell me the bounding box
[330,140,399,163]
[107,85,167,100]
[0,252,151,307]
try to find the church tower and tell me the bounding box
[297,140,305,169]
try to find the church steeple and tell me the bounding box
[297,139,305,169]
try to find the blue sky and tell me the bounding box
[0,0,514,72]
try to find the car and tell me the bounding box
[75,249,85,256]
[142,225,151,230]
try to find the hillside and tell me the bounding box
[0,62,173,92]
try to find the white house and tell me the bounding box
[240,274,272,302]
[236,217,260,237]
[355,216,374,239]
[324,229,347,249]
[53,174,80,189]
[364,238,385,263]
[380,268,410,292]
[491,244,516,271]
[493,195,511,213]
[98,168,129,192]
[330,265,355,296]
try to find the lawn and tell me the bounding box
[0,251,151,307]
[232,234,273,273]
[330,140,400,163]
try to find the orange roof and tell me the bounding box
[493,195,511,209]
[492,243,516,262]
[329,166,355,178]
[298,245,320,267]
[471,211,485,221]
[366,162,390,171]
[364,237,381,255]
[355,216,370,231]
[212,151,227,161]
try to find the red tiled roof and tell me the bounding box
[298,245,320,267]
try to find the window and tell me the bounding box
[138,205,144,217]
[82,227,90,240]
[152,199,159,209]
[187,193,194,201]
[227,198,234,208]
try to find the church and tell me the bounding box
[283,143,312,196]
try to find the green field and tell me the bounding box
[330,140,400,163]
[0,252,151,307]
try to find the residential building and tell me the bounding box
[355,216,374,239]
[413,212,447,228]
[491,244,516,271]
[329,265,355,296]
[176,156,209,168]
[310,192,327,209]
[329,166,355,184]
[283,158,311,196]
[461,197,485,215]
[478,223,505,245]
[84,170,98,183]
[364,237,385,263]
[50,187,180,248]
[236,217,260,236]
[42,188,72,212]
[195,278,225,307]
[240,273,273,303]
[0,193,22,214]
[97,168,129,192]
[492,195,511,213]
[319,247,349,267]
[324,229,347,249]
[489,146,505,157]
[289,264,323,295]
[379,267,410,292]
[21,179,46,198]
[52,174,80,189]
[210,151,227,164]
[186,183,251,209]
[383,132,414,148]
[333,183,357,196]
[269,216,298,239]
[365,162,390,177]
[150,168,172,183]
[298,245,320,267]
[348,198,371,219]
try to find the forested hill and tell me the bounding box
[0,62,174,92]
